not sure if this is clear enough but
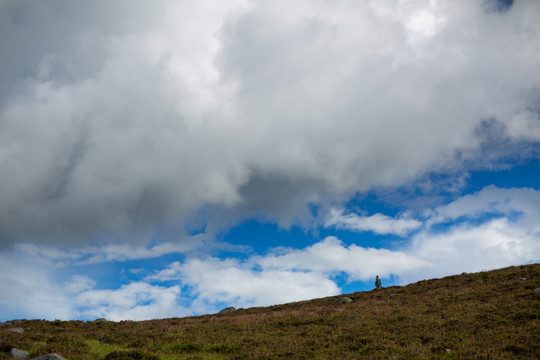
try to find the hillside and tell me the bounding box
[1,264,539,359]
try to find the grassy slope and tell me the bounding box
[1,264,539,359]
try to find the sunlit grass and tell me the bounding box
[85,340,126,358]
[1,264,539,359]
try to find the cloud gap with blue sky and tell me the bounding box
[0,0,539,321]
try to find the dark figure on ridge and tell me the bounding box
[375,275,382,290]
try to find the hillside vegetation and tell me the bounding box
[1,264,539,359]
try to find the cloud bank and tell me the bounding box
[1,0,539,247]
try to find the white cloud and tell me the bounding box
[507,110,540,141]
[74,282,190,321]
[147,236,428,309]
[13,240,199,267]
[65,275,96,294]
[326,209,422,236]
[147,261,184,282]
[78,240,200,264]
[399,186,540,282]
[258,237,430,280]
[14,243,81,268]
[0,250,73,320]
[150,258,340,309]
[405,218,540,283]
[428,186,540,230]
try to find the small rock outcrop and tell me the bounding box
[32,354,67,360]
[218,306,236,314]
[334,297,353,304]
[8,327,24,333]
[8,348,30,359]
[533,288,540,294]
[2,320,24,326]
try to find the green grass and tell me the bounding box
[1,264,539,359]
[86,340,127,358]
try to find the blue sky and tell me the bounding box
[0,0,539,321]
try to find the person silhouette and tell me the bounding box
[375,275,382,290]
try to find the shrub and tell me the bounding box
[103,350,159,360]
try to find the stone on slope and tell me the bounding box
[334,297,353,304]
[32,354,67,360]
[8,348,31,359]
[8,327,24,333]
[2,320,24,326]
[219,306,236,314]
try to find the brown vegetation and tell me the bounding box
[1,264,539,359]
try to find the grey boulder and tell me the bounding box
[334,297,353,304]
[8,327,24,333]
[8,348,30,359]
[32,354,67,360]
[2,320,24,326]
[218,306,236,314]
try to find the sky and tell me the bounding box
[0,0,539,321]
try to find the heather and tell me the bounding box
[2,264,538,359]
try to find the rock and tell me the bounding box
[32,354,67,360]
[8,348,31,359]
[334,297,353,304]
[8,327,24,333]
[517,277,527,281]
[533,288,540,294]
[218,306,236,314]
[93,318,108,323]
[2,320,24,326]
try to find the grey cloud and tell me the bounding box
[236,170,325,226]
[217,0,540,187]
[0,1,169,100]
[1,0,539,247]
